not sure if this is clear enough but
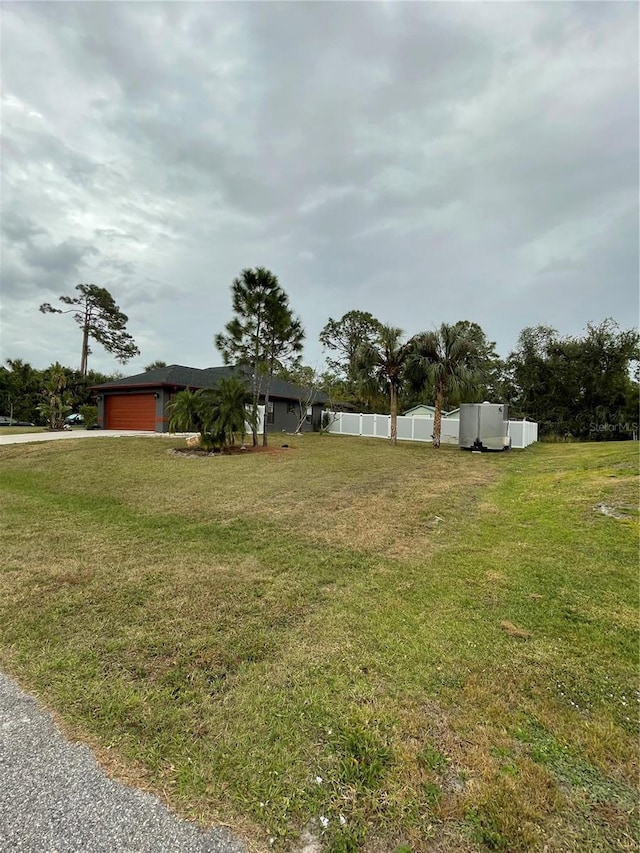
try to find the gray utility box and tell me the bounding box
[459,402,511,452]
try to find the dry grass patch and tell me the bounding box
[499,620,532,639]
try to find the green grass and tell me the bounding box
[0,425,46,435]
[0,435,637,852]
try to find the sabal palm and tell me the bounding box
[410,324,477,448]
[356,325,413,445]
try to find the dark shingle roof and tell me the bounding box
[91,364,328,404]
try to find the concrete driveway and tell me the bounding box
[0,429,158,445]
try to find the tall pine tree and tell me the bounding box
[214,268,304,446]
[40,284,139,375]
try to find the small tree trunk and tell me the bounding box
[251,370,259,447]
[390,384,398,445]
[80,323,90,376]
[432,387,444,448]
[262,384,270,447]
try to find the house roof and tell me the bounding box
[403,404,461,417]
[91,364,329,404]
[403,404,437,416]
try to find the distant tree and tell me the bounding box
[1,359,40,422]
[506,320,639,439]
[408,324,478,448]
[277,364,349,428]
[37,362,72,430]
[573,320,638,438]
[355,325,415,445]
[46,364,112,414]
[405,321,502,411]
[215,268,279,446]
[1,359,116,424]
[502,325,558,423]
[40,284,140,375]
[260,290,304,445]
[144,360,167,372]
[275,363,318,387]
[447,321,504,406]
[79,404,98,428]
[320,310,383,388]
[215,267,304,447]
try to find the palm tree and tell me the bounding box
[408,324,478,448]
[209,376,256,447]
[37,362,72,430]
[355,325,414,445]
[168,379,257,450]
[168,387,204,434]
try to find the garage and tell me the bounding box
[105,394,156,430]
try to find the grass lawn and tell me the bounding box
[0,434,637,852]
[0,425,46,435]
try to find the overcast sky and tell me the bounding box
[1,1,638,376]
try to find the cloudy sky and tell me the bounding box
[1,1,638,376]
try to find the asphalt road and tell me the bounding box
[0,672,247,853]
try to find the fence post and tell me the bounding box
[359,413,363,435]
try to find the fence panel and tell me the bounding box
[441,419,459,444]
[396,416,413,441]
[324,412,537,448]
[248,404,265,435]
[361,414,375,436]
[509,421,523,448]
[375,415,390,438]
[412,417,433,441]
[341,413,361,435]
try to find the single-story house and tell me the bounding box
[403,404,461,418]
[403,404,437,417]
[91,364,328,433]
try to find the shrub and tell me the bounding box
[80,405,98,428]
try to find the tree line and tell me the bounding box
[211,268,638,446]
[6,273,636,440]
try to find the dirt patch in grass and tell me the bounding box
[499,620,532,639]
[593,502,636,520]
[169,444,294,458]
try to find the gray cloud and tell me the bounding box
[23,240,99,274]
[1,212,46,243]
[0,1,637,376]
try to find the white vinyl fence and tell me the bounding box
[324,411,538,449]
[253,405,265,435]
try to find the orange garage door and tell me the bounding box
[105,394,156,430]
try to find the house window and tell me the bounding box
[306,405,313,423]
[287,402,297,414]
[266,401,275,424]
